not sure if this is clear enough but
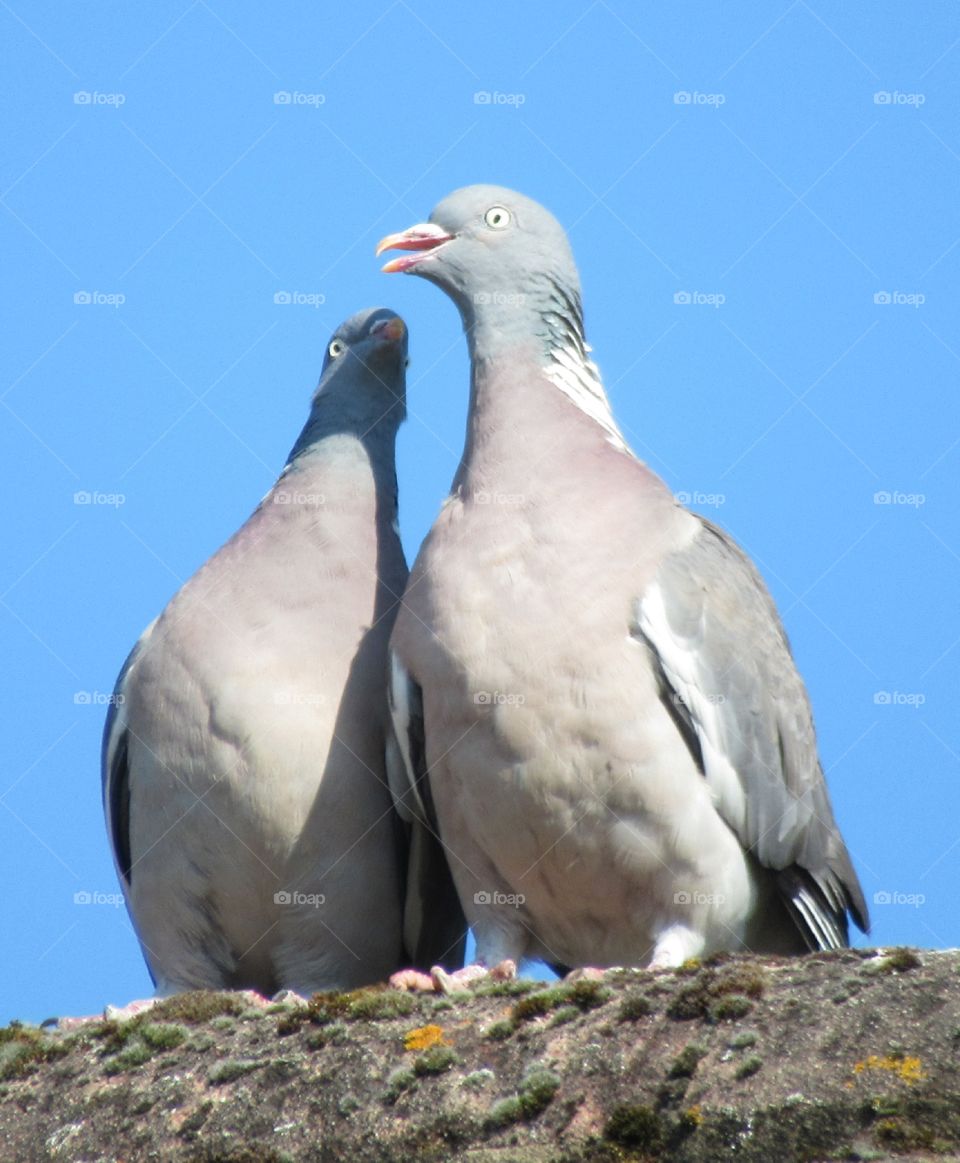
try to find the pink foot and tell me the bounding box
[562,967,609,984]
[392,959,518,994]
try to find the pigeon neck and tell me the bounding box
[283,395,403,498]
[464,307,628,454]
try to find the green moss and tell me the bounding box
[879,948,922,973]
[549,1004,581,1027]
[710,994,753,1021]
[148,992,246,1025]
[472,978,539,998]
[605,1103,665,1151]
[345,989,416,1021]
[413,1046,457,1076]
[103,1043,154,1075]
[208,1058,262,1085]
[735,1055,763,1079]
[384,1065,417,1103]
[483,1065,561,1129]
[0,1025,70,1081]
[728,1030,758,1050]
[668,1043,708,1079]
[460,1068,495,1090]
[618,992,654,1021]
[668,965,763,1022]
[511,979,611,1025]
[139,1023,187,1050]
[485,1095,524,1129]
[485,1019,515,1041]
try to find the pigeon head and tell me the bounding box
[288,307,408,463]
[377,186,587,360]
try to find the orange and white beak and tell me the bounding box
[376,223,454,273]
[369,316,406,342]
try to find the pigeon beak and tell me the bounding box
[376,224,454,273]
[370,316,406,342]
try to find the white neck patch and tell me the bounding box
[543,340,630,454]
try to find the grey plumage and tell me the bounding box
[377,186,868,972]
[103,308,463,995]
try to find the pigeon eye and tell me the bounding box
[484,206,511,230]
[328,339,346,359]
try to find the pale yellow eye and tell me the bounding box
[484,205,511,230]
[328,339,345,359]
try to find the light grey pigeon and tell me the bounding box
[103,308,463,996]
[376,187,869,979]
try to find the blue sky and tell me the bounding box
[2,2,958,1024]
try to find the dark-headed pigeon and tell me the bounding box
[103,308,464,996]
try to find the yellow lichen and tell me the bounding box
[403,1024,451,1052]
[684,1104,704,1126]
[852,1054,926,1085]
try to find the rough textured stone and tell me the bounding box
[2,948,958,1161]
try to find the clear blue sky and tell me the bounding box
[2,2,957,1024]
